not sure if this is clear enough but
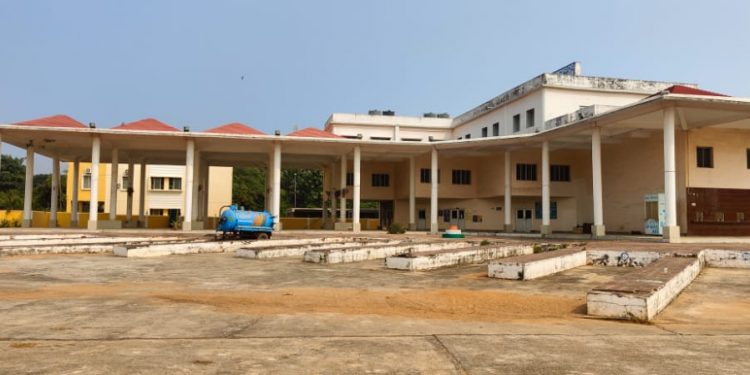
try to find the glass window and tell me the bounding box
[346,173,353,186]
[169,177,182,190]
[516,164,537,181]
[550,165,571,182]
[513,114,521,132]
[697,147,713,168]
[82,168,92,189]
[526,109,535,128]
[150,177,164,190]
[371,174,390,187]
[492,123,499,136]
[481,127,488,138]
[420,168,440,184]
[451,170,471,185]
[535,201,558,219]
[121,169,130,190]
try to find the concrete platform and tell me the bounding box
[303,240,476,264]
[587,249,663,267]
[385,244,533,271]
[236,238,399,259]
[114,240,248,258]
[587,255,703,322]
[703,248,750,268]
[488,248,587,280]
[0,236,186,256]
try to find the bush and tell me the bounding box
[387,222,406,234]
[480,240,491,246]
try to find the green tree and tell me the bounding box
[232,167,324,215]
[232,167,267,212]
[32,174,67,211]
[0,155,26,210]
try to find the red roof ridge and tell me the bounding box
[287,127,343,138]
[204,122,266,135]
[663,85,728,97]
[113,118,179,131]
[15,114,87,128]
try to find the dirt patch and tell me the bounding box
[151,287,585,322]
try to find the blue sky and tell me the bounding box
[2,0,749,172]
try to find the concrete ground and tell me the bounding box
[1,238,749,374]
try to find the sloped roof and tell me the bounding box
[112,118,179,131]
[663,85,728,97]
[15,114,87,128]
[204,122,265,135]
[287,127,343,138]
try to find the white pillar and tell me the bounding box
[0,134,2,176]
[352,146,361,232]
[339,155,346,223]
[126,160,134,225]
[504,150,512,232]
[49,157,60,227]
[191,151,201,224]
[108,148,119,221]
[265,164,271,212]
[541,141,551,235]
[663,107,680,241]
[430,147,438,234]
[408,156,416,230]
[71,160,80,227]
[183,140,195,231]
[87,136,101,230]
[329,162,337,228]
[22,146,34,228]
[592,127,605,237]
[272,142,282,230]
[138,162,147,227]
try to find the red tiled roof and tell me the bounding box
[15,114,86,128]
[287,127,343,138]
[113,118,179,131]
[204,122,265,135]
[663,85,728,97]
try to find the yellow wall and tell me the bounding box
[65,162,107,212]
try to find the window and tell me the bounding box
[526,108,535,128]
[150,209,165,216]
[535,201,558,219]
[516,163,537,181]
[451,169,471,185]
[481,127,488,138]
[420,168,440,184]
[465,134,471,139]
[746,149,750,169]
[697,147,713,168]
[550,165,571,182]
[738,212,745,223]
[121,169,130,190]
[492,123,499,136]
[371,173,390,187]
[346,172,353,186]
[150,177,164,190]
[715,212,725,222]
[82,168,92,189]
[513,114,521,132]
[169,177,182,190]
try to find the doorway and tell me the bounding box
[379,200,394,230]
[516,209,532,232]
[450,208,466,230]
[417,209,426,231]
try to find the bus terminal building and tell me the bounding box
[2,62,750,242]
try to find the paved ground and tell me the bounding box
[1,238,749,374]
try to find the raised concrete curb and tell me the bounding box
[385,244,533,271]
[587,255,703,322]
[303,241,475,264]
[702,249,750,268]
[114,240,248,258]
[488,248,586,280]
[0,236,185,256]
[587,250,662,267]
[237,239,399,259]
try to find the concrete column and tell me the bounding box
[71,160,80,227]
[126,160,134,225]
[663,107,680,241]
[87,136,100,230]
[591,127,605,237]
[191,151,201,225]
[0,134,2,176]
[265,164,271,212]
[272,142,282,230]
[504,150,512,232]
[352,146,361,232]
[541,141,551,235]
[49,157,59,227]
[108,148,119,221]
[200,161,209,221]
[138,162,147,227]
[408,156,416,230]
[430,147,438,234]
[182,140,195,231]
[330,163,337,229]
[339,155,346,223]
[22,146,34,228]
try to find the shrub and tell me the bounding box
[480,240,491,246]
[387,222,406,234]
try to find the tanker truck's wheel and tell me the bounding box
[257,232,270,240]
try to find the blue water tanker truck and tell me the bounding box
[216,204,274,239]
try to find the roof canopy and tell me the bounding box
[204,122,265,135]
[15,114,86,128]
[113,118,179,132]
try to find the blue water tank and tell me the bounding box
[217,205,274,233]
